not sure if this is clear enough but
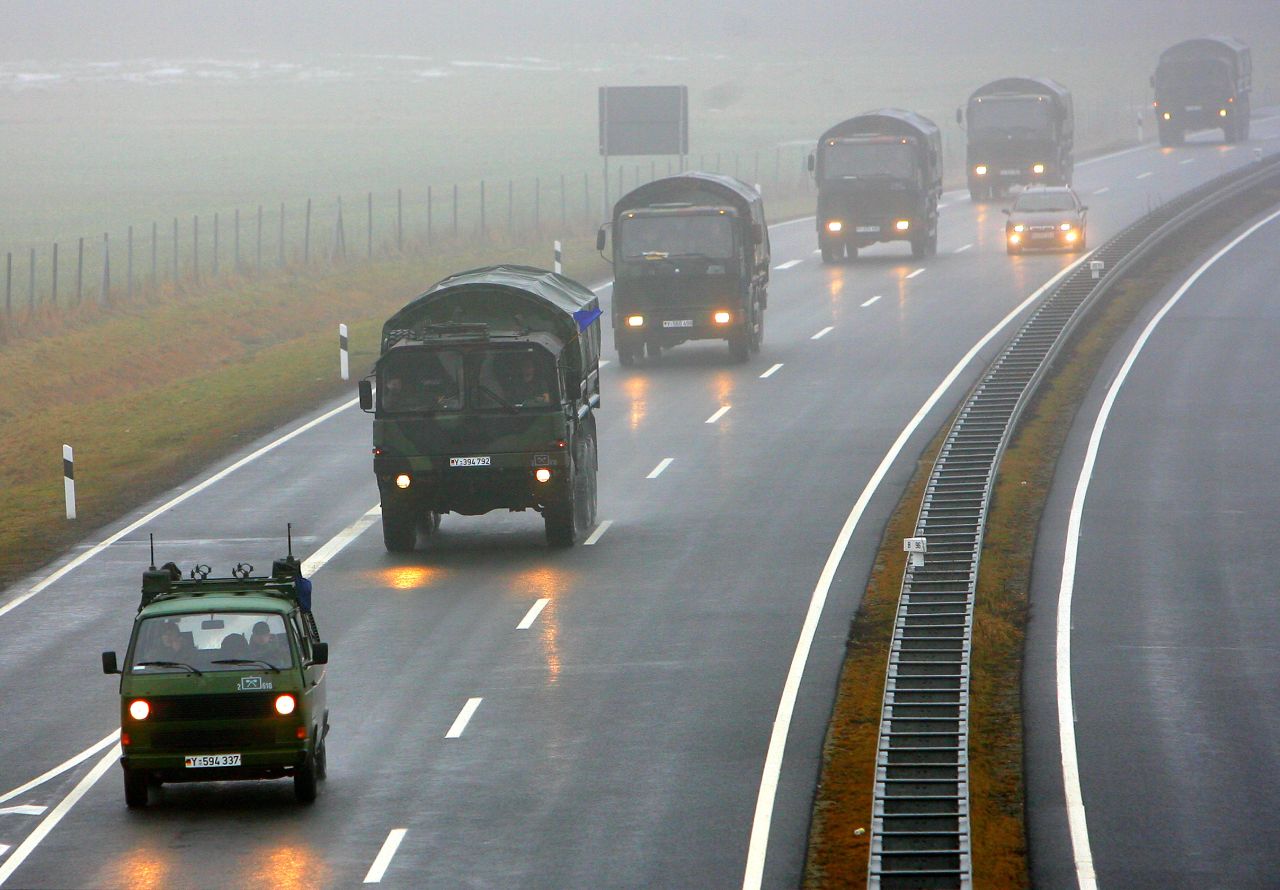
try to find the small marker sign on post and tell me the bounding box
[63,444,76,520]
[1090,260,1105,280]
[339,324,350,381]
[553,240,563,275]
[903,536,927,568]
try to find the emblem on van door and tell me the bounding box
[237,676,272,691]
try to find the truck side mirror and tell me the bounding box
[358,379,373,411]
[955,108,963,125]
[595,227,607,252]
[310,642,329,665]
[1001,208,1010,216]
[753,223,763,245]
[102,651,119,674]
[806,153,815,172]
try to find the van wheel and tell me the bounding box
[123,766,148,808]
[314,735,328,780]
[381,510,415,553]
[295,752,318,803]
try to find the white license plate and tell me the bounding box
[449,456,491,467]
[662,319,693,328]
[1030,231,1055,239]
[1186,105,1202,112]
[1000,169,1020,176]
[855,225,880,233]
[185,753,241,768]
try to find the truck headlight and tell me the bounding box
[1065,230,1078,243]
[713,310,732,324]
[1162,112,1171,120]
[1219,108,1228,117]
[626,315,645,327]
[894,220,910,232]
[1032,163,1046,174]
[826,220,843,233]
[1009,234,1021,245]
[974,165,988,176]
[395,473,412,489]
[534,467,552,483]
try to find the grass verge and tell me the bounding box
[806,182,1280,886]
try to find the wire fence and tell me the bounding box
[1,144,816,328]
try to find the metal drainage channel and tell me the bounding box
[867,152,1280,889]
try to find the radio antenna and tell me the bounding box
[149,533,156,570]
[287,523,294,561]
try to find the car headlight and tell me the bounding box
[1219,108,1228,117]
[1162,111,1172,120]
[1059,222,1072,231]
[826,220,843,233]
[975,165,988,176]
[1012,224,1025,233]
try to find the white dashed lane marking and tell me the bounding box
[954,243,972,254]
[647,458,674,478]
[1137,171,1153,179]
[445,698,483,739]
[861,295,882,308]
[583,520,614,545]
[810,327,833,340]
[906,268,925,279]
[516,599,550,629]
[363,829,408,884]
[759,363,783,379]
[705,406,731,423]
[773,259,802,270]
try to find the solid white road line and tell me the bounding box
[517,598,550,630]
[0,848,6,861]
[647,458,674,479]
[583,520,613,546]
[742,254,1087,890]
[446,698,483,738]
[0,730,120,806]
[302,504,381,577]
[363,828,408,883]
[0,397,361,621]
[706,406,732,423]
[0,745,119,887]
[861,295,882,308]
[1137,171,1154,179]
[1054,206,1280,890]
[759,364,783,379]
[906,268,925,279]
[599,359,610,368]
[810,327,833,340]
[954,243,973,254]
[773,259,802,270]
[0,806,46,817]
[1093,187,1111,195]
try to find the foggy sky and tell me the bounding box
[1,1,1273,61]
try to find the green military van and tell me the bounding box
[102,557,329,806]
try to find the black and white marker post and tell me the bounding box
[339,323,349,381]
[63,444,76,520]
[553,240,563,275]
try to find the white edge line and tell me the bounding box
[741,253,1086,890]
[0,730,120,806]
[906,268,925,279]
[517,598,550,629]
[301,504,382,577]
[860,295,882,308]
[445,698,483,738]
[646,458,674,479]
[363,828,408,883]
[0,397,360,621]
[1054,206,1280,890]
[0,745,120,887]
[583,519,613,546]
[759,363,783,379]
[810,327,833,341]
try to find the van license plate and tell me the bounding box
[662,319,693,328]
[449,456,491,467]
[185,754,241,768]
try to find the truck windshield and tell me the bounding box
[969,98,1053,134]
[469,348,558,410]
[380,349,463,413]
[618,214,735,261]
[1158,60,1230,94]
[822,141,917,181]
[130,613,292,673]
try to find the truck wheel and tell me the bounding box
[911,236,927,259]
[381,510,416,553]
[294,752,318,803]
[617,343,638,366]
[123,766,148,808]
[415,511,441,539]
[820,244,839,264]
[1225,121,1238,144]
[750,306,764,353]
[645,340,662,360]
[728,331,750,363]
[846,243,858,260]
[928,231,938,256]
[545,501,576,547]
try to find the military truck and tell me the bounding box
[1152,37,1251,145]
[808,109,942,262]
[359,265,601,550]
[102,555,329,806]
[958,77,1073,200]
[597,173,769,364]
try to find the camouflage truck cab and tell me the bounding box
[360,265,602,551]
[102,558,330,807]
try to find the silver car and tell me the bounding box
[1004,186,1087,254]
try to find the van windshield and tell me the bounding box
[130,613,292,672]
[618,214,736,261]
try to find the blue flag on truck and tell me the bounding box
[573,307,602,331]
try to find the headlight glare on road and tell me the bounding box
[534,467,552,483]
[129,699,150,721]
[274,694,296,716]
[826,220,843,233]
[395,473,411,489]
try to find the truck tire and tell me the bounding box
[381,510,416,553]
[294,751,318,803]
[911,234,929,259]
[544,500,576,547]
[750,304,764,353]
[645,340,662,360]
[123,766,148,808]
[728,330,750,363]
[617,342,639,366]
[820,243,840,264]
[1225,120,1239,144]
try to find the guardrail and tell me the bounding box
[867,149,1280,889]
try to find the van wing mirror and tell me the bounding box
[310,642,329,665]
[358,379,374,411]
[596,227,607,252]
[102,651,119,674]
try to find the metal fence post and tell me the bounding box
[304,198,312,265]
[127,225,133,300]
[28,248,36,311]
[78,237,85,303]
[212,212,219,278]
[100,233,110,304]
[51,242,58,306]
[193,216,200,284]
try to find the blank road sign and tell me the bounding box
[599,86,688,156]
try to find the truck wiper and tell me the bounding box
[134,660,203,675]
[211,658,280,672]
[477,383,519,414]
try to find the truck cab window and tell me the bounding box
[619,215,735,261]
[823,142,917,181]
[381,350,462,413]
[472,349,557,409]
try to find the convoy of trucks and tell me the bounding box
[598,173,770,364]
[808,109,943,262]
[958,76,1074,201]
[1152,36,1252,145]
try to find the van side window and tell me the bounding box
[290,614,312,662]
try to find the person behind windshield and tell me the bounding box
[250,621,288,664]
[503,353,553,407]
[154,620,195,662]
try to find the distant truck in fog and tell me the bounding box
[598,173,769,365]
[1152,37,1251,146]
[958,77,1073,201]
[808,109,942,262]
